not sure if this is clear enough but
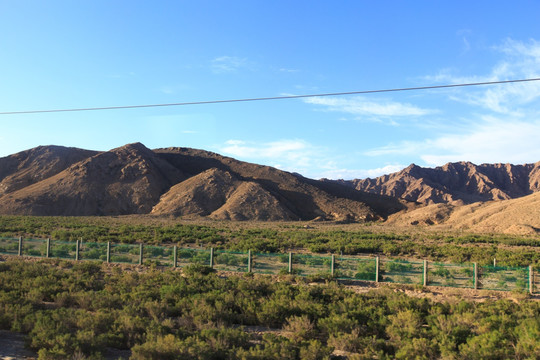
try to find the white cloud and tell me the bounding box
[363,141,427,157]
[221,139,314,168]
[158,84,190,95]
[219,139,331,178]
[420,119,540,166]
[218,139,406,180]
[304,96,435,123]
[278,68,299,73]
[319,164,406,180]
[211,56,249,73]
[361,39,540,168]
[427,39,540,114]
[365,117,540,167]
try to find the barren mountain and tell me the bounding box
[0,145,97,196]
[0,143,185,216]
[153,147,406,221]
[343,161,540,205]
[151,168,297,220]
[0,143,405,221]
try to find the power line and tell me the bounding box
[1,77,540,116]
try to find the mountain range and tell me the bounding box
[0,143,404,221]
[338,161,540,205]
[1,143,539,234]
[337,161,540,234]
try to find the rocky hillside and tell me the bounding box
[0,143,405,221]
[0,145,98,196]
[342,161,540,205]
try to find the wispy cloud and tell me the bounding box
[426,39,540,115]
[362,39,540,168]
[303,96,436,124]
[211,56,249,73]
[457,29,472,54]
[278,68,299,73]
[365,117,540,167]
[220,139,316,169]
[157,84,190,95]
[319,164,406,180]
[420,118,540,166]
[218,139,405,179]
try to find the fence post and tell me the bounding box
[493,258,496,267]
[529,265,534,295]
[375,256,380,282]
[18,237,22,256]
[173,246,177,268]
[288,252,293,273]
[46,238,50,258]
[209,248,214,268]
[423,260,428,286]
[473,263,478,290]
[247,250,252,273]
[106,242,111,263]
[75,240,80,261]
[139,243,143,265]
[331,254,335,277]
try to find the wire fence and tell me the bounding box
[0,236,536,294]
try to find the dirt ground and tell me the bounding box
[0,334,131,360]
[0,331,36,360]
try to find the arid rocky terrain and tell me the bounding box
[1,143,540,234]
[340,161,540,204]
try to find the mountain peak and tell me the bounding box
[111,142,153,155]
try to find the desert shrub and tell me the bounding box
[0,256,539,359]
[283,315,317,342]
[182,263,215,276]
[355,260,376,280]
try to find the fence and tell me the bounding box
[0,236,536,294]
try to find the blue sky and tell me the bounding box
[1,1,540,179]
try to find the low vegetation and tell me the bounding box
[0,216,539,267]
[0,258,538,359]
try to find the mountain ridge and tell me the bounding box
[339,160,540,205]
[0,143,406,221]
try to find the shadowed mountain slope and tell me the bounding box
[343,161,540,205]
[151,168,297,221]
[153,147,406,221]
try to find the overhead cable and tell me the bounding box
[1,77,539,115]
